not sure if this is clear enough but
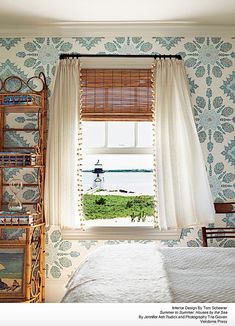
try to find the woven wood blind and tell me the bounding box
[80,69,153,121]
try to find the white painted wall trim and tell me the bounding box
[0,23,234,37]
[62,226,181,240]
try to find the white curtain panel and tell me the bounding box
[45,59,83,227]
[153,59,215,230]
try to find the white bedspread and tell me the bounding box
[61,243,235,303]
[159,246,235,303]
[62,243,172,303]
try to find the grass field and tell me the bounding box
[83,194,154,220]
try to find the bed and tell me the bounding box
[61,243,235,303]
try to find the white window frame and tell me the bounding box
[83,122,153,155]
[62,121,180,240]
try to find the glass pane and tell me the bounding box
[82,122,105,147]
[137,122,153,147]
[82,154,153,193]
[107,122,135,147]
[82,154,154,227]
[83,154,153,171]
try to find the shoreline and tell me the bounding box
[85,188,153,196]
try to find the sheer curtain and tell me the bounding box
[44,59,83,228]
[153,58,215,230]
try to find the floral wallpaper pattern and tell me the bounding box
[152,37,184,50]
[182,37,234,79]
[221,71,235,103]
[73,37,104,50]
[0,38,22,50]
[0,34,234,282]
[104,37,153,54]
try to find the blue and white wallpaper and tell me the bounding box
[0,35,234,282]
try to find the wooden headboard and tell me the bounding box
[202,227,235,246]
[201,202,235,247]
[214,202,235,214]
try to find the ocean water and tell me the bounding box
[82,172,154,195]
[0,252,24,279]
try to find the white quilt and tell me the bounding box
[158,246,235,303]
[61,243,235,303]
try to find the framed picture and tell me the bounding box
[0,244,26,300]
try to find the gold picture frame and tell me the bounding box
[0,243,26,300]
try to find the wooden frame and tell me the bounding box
[0,73,47,226]
[202,202,235,247]
[214,202,235,214]
[0,243,26,300]
[202,227,235,247]
[0,73,47,302]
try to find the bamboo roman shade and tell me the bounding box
[80,69,153,121]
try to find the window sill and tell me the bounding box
[61,226,181,240]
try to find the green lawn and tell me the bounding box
[83,194,154,220]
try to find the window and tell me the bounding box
[82,121,154,228]
[62,67,180,240]
[83,121,153,153]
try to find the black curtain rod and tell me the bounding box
[59,53,182,60]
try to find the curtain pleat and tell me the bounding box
[153,58,215,230]
[45,59,83,228]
